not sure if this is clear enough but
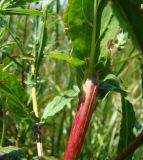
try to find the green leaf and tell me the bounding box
[0,0,39,8]
[0,69,31,121]
[0,16,25,55]
[99,74,126,98]
[0,146,25,159]
[110,0,143,52]
[42,96,72,119]
[64,0,120,76]
[48,52,85,66]
[133,145,143,160]
[41,87,79,121]
[64,0,92,60]
[48,157,58,160]
[0,8,43,16]
[95,1,120,65]
[64,86,80,97]
[34,5,49,79]
[118,97,136,160]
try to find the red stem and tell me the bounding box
[63,79,98,160]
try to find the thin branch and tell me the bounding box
[113,131,143,160]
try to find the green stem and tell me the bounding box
[3,17,25,55]
[56,109,66,152]
[55,0,60,47]
[1,100,6,147]
[35,5,48,81]
[0,16,25,55]
[22,7,29,88]
[5,52,27,71]
[88,0,98,77]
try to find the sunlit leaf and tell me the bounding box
[0,0,39,8]
[64,86,80,97]
[64,0,92,60]
[0,8,43,16]
[48,52,85,66]
[42,96,72,119]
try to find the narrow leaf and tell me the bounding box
[118,97,136,159]
[0,69,31,120]
[0,8,43,16]
[0,0,39,8]
[48,52,85,66]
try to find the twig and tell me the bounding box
[113,131,143,160]
[31,64,44,160]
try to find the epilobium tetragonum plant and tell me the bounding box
[0,0,143,160]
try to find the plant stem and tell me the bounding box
[55,0,60,47]
[88,0,98,77]
[63,79,98,160]
[113,131,143,160]
[31,64,44,160]
[56,109,66,152]
[3,17,25,55]
[1,99,6,147]
[31,64,39,118]
[63,2,99,158]
[22,10,28,88]
[37,142,44,160]
[34,5,48,81]
[51,118,55,156]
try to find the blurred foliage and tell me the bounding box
[0,0,142,160]
[0,146,26,159]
